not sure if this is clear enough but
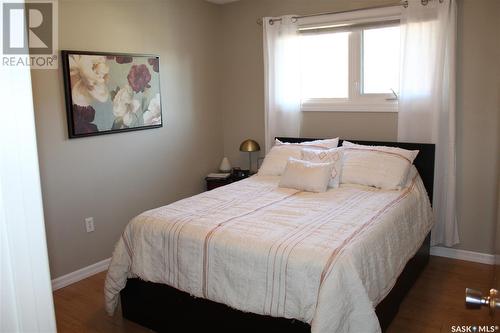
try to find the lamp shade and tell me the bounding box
[219,157,231,172]
[239,139,260,152]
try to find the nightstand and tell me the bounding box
[205,174,248,191]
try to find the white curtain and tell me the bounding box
[398,0,459,246]
[263,16,302,153]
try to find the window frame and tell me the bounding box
[298,6,402,113]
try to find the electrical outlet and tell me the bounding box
[85,217,95,233]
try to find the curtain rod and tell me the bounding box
[256,0,443,25]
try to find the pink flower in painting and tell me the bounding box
[116,56,133,64]
[148,57,159,72]
[127,64,151,93]
[73,104,98,134]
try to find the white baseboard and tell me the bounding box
[51,257,111,291]
[431,246,495,265]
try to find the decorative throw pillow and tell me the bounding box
[278,158,334,193]
[341,141,419,190]
[301,147,343,188]
[275,137,339,149]
[258,138,339,176]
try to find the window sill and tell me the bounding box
[301,101,399,113]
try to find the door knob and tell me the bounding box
[465,288,500,313]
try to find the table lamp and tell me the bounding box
[239,139,260,173]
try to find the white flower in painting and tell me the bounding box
[112,85,141,127]
[143,93,161,125]
[69,55,110,106]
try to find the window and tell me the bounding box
[298,8,401,112]
[300,32,349,99]
[362,26,400,94]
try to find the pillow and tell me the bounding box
[301,147,343,188]
[258,145,303,176]
[275,137,339,149]
[341,141,419,162]
[402,165,419,188]
[341,141,419,190]
[258,138,339,176]
[279,158,334,193]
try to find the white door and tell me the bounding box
[0,1,57,331]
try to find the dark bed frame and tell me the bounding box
[120,138,435,333]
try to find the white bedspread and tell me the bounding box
[105,173,433,333]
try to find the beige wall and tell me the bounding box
[454,0,499,254]
[219,0,500,254]
[301,112,398,141]
[32,0,223,278]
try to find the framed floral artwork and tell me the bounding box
[61,50,162,138]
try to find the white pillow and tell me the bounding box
[403,165,419,188]
[301,147,343,188]
[275,137,339,149]
[258,145,303,176]
[341,141,419,190]
[258,138,339,176]
[279,158,334,193]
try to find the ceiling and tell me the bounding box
[205,0,241,4]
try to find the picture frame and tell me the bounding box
[61,50,163,138]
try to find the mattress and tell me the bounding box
[105,172,433,333]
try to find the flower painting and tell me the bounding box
[62,51,162,138]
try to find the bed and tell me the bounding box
[105,138,435,333]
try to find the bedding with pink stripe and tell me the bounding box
[105,173,433,333]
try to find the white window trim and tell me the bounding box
[301,99,399,112]
[298,6,402,113]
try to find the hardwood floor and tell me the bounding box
[53,273,147,333]
[53,256,496,333]
[386,256,494,333]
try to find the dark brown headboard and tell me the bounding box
[276,137,435,203]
